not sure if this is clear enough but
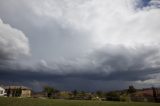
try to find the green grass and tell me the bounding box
[0,97,159,106]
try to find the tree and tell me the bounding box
[7,87,11,97]
[43,86,55,98]
[128,85,136,94]
[152,87,158,102]
[96,90,103,98]
[72,89,78,97]
[15,88,22,97]
[106,91,120,101]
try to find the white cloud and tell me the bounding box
[0,19,30,60]
[29,0,160,47]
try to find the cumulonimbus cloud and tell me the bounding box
[1,0,160,78]
[0,0,160,90]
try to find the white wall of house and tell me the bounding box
[0,87,6,96]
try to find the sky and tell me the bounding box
[0,0,160,91]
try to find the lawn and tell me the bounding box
[0,97,159,106]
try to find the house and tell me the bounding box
[131,88,160,102]
[0,86,6,96]
[4,86,31,97]
[137,88,160,96]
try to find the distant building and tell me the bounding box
[0,86,6,96]
[4,86,31,97]
[131,88,160,102]
[133,88,160,97]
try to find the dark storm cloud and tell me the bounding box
[1,44,160,91]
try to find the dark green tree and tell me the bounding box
[128,85,136,94]
[7,87,11,97]
[106,92,120,101]
[96,90,103,97]
[15,88,22,97]
[43,86,55,98]
[72,89,78,97]
[152,87,158,102]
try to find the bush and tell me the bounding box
[120,95,130,102]
[106,92,120,101]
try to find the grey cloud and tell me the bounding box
[0,0,160,91]
[0,0,94,61]
[89,45,160,72]
[1,44,160,91]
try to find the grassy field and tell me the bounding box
[0,97,159,106]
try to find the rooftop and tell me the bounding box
[3,86,31,90]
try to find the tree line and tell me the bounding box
[42,85,160,102]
